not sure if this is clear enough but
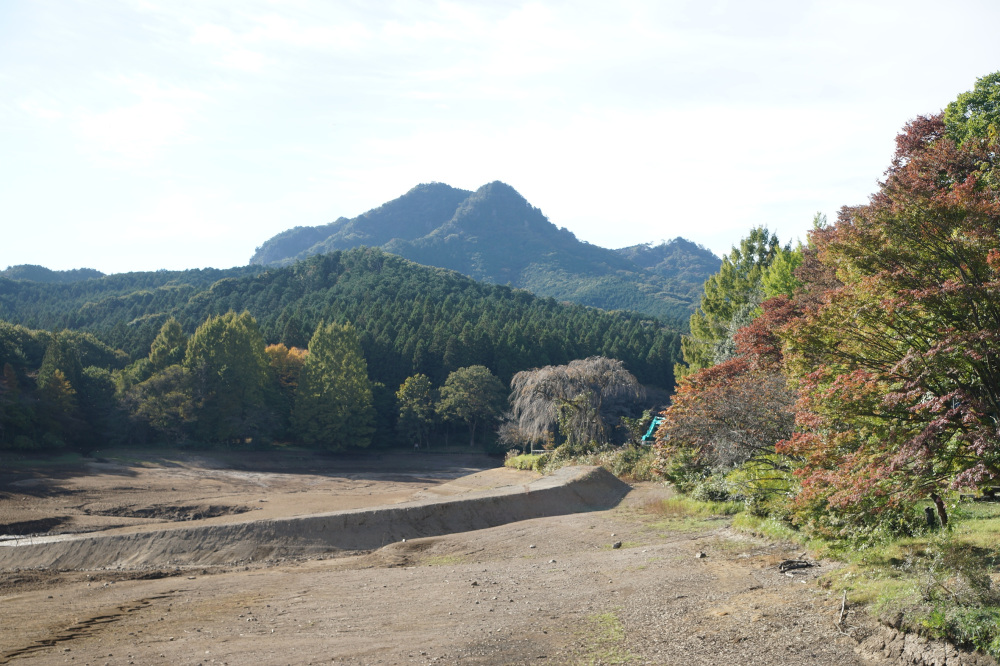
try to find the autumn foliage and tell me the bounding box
[778,111,1000,530]
[657,74,1000,537]
[656,297,798,470]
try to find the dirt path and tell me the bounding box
[0,452,873,665]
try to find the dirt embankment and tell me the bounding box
[0,465,628,570]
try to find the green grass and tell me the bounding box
[503,452,548,471]
[635,495,742,533]
[793,499,1000,659]
[574,611,637,665]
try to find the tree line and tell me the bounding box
[1,249,680,452]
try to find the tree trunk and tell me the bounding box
[930,492,949,527]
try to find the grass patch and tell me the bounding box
[732,512,809,544]
[574,611,637,665]
[637,495,741,533]
[506,445,659,482]
[422,554,466,566]
[806,499,1000,659]
[646,496,742,519]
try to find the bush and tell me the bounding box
[504,452,549,472]
[654,445,710,493]
[725,456,796,517]
[690,475,735,503]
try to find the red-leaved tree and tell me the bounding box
[655,297,799,472]
[779,113,1000,531]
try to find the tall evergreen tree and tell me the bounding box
[676,227,784,378]
[184,311,271,444]
[292,322,375,450]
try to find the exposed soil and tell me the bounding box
[0,449,932,665]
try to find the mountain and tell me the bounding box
[250,182,720,327]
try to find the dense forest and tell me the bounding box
[250,181,721,327]
[0,248,679,452]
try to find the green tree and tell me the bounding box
[437,365,505,446]
[149,318,187,372]
[0,362,35,449]
[944,71,1000,146]
[292,322,375,450]
[761,243,805,299]
[396,373,436,448]
[38,332,83,391]
[676,227,783,378]
[37,368,81,449]
[184,311,272,444]
[122,365,195,444]
[780,111,1000,533]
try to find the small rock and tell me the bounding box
[471,581,479,586]
[548,559,556,564]
[529,545,536,549]
[695,551,707,558]
[612,541,622,549]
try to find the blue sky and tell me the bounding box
[3,0,999,274]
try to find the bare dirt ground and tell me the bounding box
[0,450,878,665]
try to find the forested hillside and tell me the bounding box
[250,181,720,326]
[0,248,679,452]
[1,265,105,283]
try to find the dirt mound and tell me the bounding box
[0,466,629,571]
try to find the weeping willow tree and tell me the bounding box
[503,357,643,451]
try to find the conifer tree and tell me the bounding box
[676,227,784,378]
[292,322,375,450]
[184,311,271,444]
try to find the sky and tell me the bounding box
[2,1,999,275]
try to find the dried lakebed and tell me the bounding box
[0,451,987,665]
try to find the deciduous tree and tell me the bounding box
[396,373,436,447]
[656,297,798,470]
[184,311,272,444]
[505,357,643,450]
[780,109,1000,530]
[437,365,505,446]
